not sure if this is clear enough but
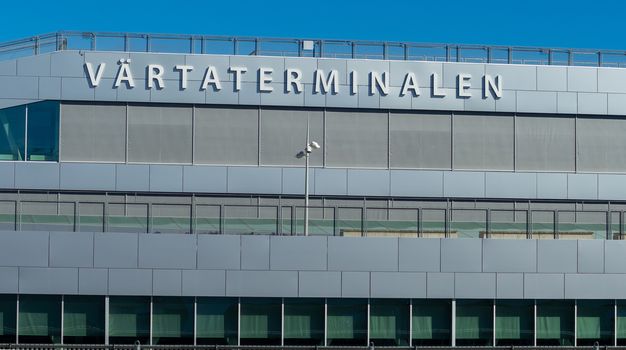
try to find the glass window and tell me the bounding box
[27,101,59,161]
[109,296,150,345]
[196,298,238,345]
[20,202,75,232]
[18,295,61,344]
[450,209,487,238]
[617,301,626,345]
[78,202,104,232]
[366,208,418,238]
[577,117,626,172]
[195,204,221,234]
[107,203,148,233]
[412,299,451,346]
[327,298,367,346]
[559,211,607,240]
[0,105,25,160]
[336,207,363,236]
[531,210,555,239]
[0,201,16,231]
[63,296,105,344]
[536,300,574,346]
[495,300,533,346]
[370,299,409,346]
[490,210,528,239]
[283,298,324,345]
[152,297,194,345]
[577,300,613,345]
[295,207,334,236]
[151,204,191,234]
[224,205,278,235]
[421,209,446,238]
[0,295,16,343]
[240,298,281,345]
[455,300,493,346]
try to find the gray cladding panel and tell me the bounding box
[524,273,564,299]
[19,267,78,294]
[78,268,108,295]
[0,267,18,293]
[182,270,226,296]
[454,273,496,298]
[241,235,270,270]
[496,273,524,299]
[537,240,577,273]
[270,236,327,271]
[108,268,153,295]
[226,270,298,297]
[441,239,482,272]
[93,232,138,268]
[152,269,182,296]
[398,238,441,272]
[482,239,536,272]
[370,272,426,298]
[298,271,341,297]
[327,237,398,271]
[49,232,94,268]
[341,271,370,297]
[138,234,196,269]
[0,231,49,267]
[426,272,454,298]
[197,235,241,270]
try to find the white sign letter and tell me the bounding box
[483,74,503,99]
[286,68,303,93]
[84,62,106,87]
[457,73,472,97]
[147,64,164,89]
[174,65,193,90]
[229,67,247,91]
[114,59,135,88]
[431,73,446,97]
[259,68,273,92]
[201,66,222,91]
[350,71,358,95]
[370,72,389,95]
[314,70,339,94]
[400,72,420,97]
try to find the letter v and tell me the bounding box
[84,62,106,87]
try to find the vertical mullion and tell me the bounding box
[24,105,28,161]
[408,299,413,346]
[324,298,328,346]
[366,298,370,346]
[533,300,537,346]
[15,294,19,344]
[60,295,64,344]
[149,296,153,345]
[193,297,197,346]
[237,297,241,346]
[492,300,496,346]
[280,298,285,346]
[574,300,577,347]
[615,300,618,347]
[105,296,110,345]
[451,299,456,347]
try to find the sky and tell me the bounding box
[0,0,624,50]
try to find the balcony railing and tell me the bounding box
[1,31,626,67]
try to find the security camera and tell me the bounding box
[309,141,320,149]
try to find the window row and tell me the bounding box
[0,296,624,346]
[0,200,623,240]
[51,102,626,172]
[0,101,59,161]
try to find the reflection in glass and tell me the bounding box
[240,298,281,345]
[109,296,150,345]
[196,298,238,345]
[0,105,25,160]
[536,300,574,346]
[0,295,16,343]
[495,300,533,345]
[63,296,105,344]
[412,299,451,346]
[152,297,194,345]
[18,295,61,344]
[577,300,613,345]
[27,101,59,161]
[327,298,367,346]
[369,299,409,346]
[283,298,324,345]
[455,300,493,346]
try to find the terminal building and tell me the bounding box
[3,31,626,347]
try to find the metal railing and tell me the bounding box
[1,31,626,67]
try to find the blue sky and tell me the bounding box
[0,0,623,50]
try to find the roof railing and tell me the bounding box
[0,30,625,68]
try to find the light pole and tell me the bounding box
[297,119,320,236]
